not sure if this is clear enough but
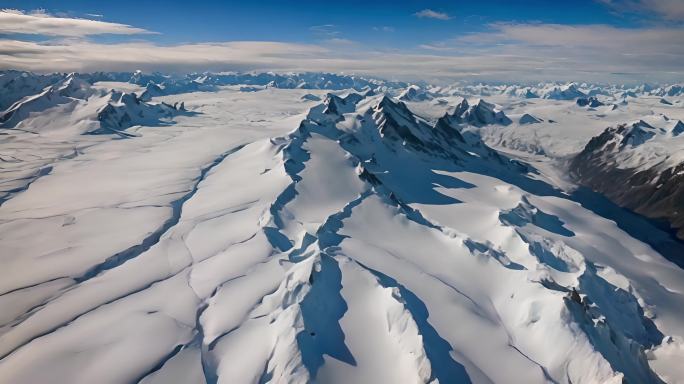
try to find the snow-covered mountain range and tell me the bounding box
[1,70,684,384]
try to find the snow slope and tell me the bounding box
[1,72,684,383]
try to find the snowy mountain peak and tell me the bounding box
[452,98,470,116]
[372,96,426,145]
[1,76,93,127]
[542,82,587,100]
[140,82,165,101]
[503,86,540,99]
[49,74,96,101]
[95,91,187,136]
[322,93,358,116]
[455,98,513,127]
[621,120,656,147]
[398,85,432,102]
[579,120,656,153]
[576,96,605,108]
[665,84,683,96]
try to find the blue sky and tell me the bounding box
[0,0,651,45]
[0,0,683,83]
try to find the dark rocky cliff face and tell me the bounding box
[570,124,684,240]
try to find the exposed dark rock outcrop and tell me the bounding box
[570,122,684,240]
[576,97,605,108]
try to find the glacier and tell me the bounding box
[1,72,684,383]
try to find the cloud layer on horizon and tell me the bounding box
[0,9,683,84]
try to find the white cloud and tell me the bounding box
[414,9,451,20]
[419,43,455,52]
[373,26,395,32]
[0,39,331,73]
[2,34,682,83]
[597,0,684,21]
[324,38,357,46]
[418,23,684,82]
[0,13,682,84]
[0,9,152,37]
[459,23,684,53]
[642,0,684,19]
[309,24,340,36]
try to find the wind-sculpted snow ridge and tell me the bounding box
[571,116,684,242]
[1,87,684,384]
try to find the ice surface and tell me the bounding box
[1,72,684,383]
